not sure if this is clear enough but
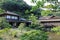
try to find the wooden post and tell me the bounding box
[13,22,17,28]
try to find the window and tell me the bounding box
[6,15,18,19]
[15,17,18,19]
[11,16,15,19]
[11,16,18,19]
[6,15,11,19]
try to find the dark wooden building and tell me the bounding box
[39,16,60,31]
[39,16,60,28]
[0,11,31,27]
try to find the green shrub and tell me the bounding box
[20,30,48,40]
[51,26,60,35]
[0,28,10,35]
[2,22,12,28]
[9,31,17,37]
[18,23,25,33]
[0,17,12,29]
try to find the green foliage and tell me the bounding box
[24,10,31,18]
[41,10,52,16]
[9,30,17,37]
[52,27,60,32]
[18,23,25,33]
[44,4,55,8]
[0,8,5,14]
[0,17,12,29]
[2,21,12,28]
[1,0,31,12]
[20,30,48,40]
[29,14,37,24]
[31,6,38,11]
[52,26,60,35]
[31,0,46,17]
[52,26,60,32]
[24,27,32,31]
[0,28,10,35]
[36,1,44,8]
[25,10,30,14]
[0,28,18,40]
[28,14,43,29]
[31,6,41,17]
[31,0,36,3]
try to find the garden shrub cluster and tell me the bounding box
[0,17,12,29]
[20,30,48,40]
[51,26,60,35]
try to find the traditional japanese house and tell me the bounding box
[0,11,31,27]
[39,16,60,31]
[39,16,60,28]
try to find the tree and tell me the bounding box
[31,0,59,17]
[30,6,41,17]
[29,14,38,25]
[28,14,43,29]
[1,0,31,12]
[31,0,47,17]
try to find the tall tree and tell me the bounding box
[30,0,46,17]
[1,0,31,12]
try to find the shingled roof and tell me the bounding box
[0,11,19,16]
[39,16,60,22]
[39,16,60,19]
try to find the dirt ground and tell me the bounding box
[48,32,60,40]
